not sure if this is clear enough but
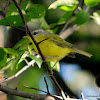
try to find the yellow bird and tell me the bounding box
[24,29,92,62]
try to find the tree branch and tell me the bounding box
[0,84,60,100]
[0,84,86,100]
[12,0,65,99]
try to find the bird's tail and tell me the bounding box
[74,49,92,58]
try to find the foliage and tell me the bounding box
[0,0,100,99]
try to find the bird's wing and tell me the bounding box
[49,36,75,49]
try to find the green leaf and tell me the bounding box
[57,12,73,25]
[0,15,24,26]
[5,48,18,55]
[5,66,44,94]
[58,5,77,11]
[6,0,29,17]
[0,58,15,71]
[25,4,46,19]
[18,52,29,64]
[29,55,42,68]
[0,47,7,67]
[76,10,90,26]
[6,2,18,17]
[49,23,57,29]
[84,0,100,7]
[0,59,10,71]
[13,38,30,50]
[0,2,45,27]
[21,0,30,11]
[48,0,78,9]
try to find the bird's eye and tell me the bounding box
[33,32,38,35]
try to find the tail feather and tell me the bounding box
[74,49,92,58]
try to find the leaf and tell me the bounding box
[84,0,100,7]
[0,2,45,27]
[57,12,73,25]
[0,58,15,71]
[25,4,46,19]
[0,15,24,26]
[6,2,18,17]
[58,5,77,11]
[48,0,78,9]
[18,52,29,64]
[92,12,100,25]
[76,10,90,26]
[0,47,7,67]
[21,0,30,11]
[29,55,42,68]
[5,48,18,55]
[6,0,29,17]
[13,38,30,50]
[5,66,44,94]
[49,23,57,28]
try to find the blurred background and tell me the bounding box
[0,0,100,100]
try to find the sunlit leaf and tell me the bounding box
[29,55,42,68]
[0,58,15,71]
[18,52,29,64]
[84,0,100,7]
[58,5,77,11]
[48,0,78,9]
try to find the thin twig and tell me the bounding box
[24,85,48,94]
[4,0,11,11]
[0,57,38,83]
[59,0,83,35]
[60,18,71,34]
[51,62,58,70]
[19,0,23,6]
[7,22,26,32]
[44,77,50,94]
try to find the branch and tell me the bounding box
[0,84,60,100]
[59,0,84,36]
[0,84,86,100]
[24,85,48,94]
[12,0,45,61]
[44,77,50,94]
[59,25,78,39]
[12,0,65,99]
[0,56,39,83]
